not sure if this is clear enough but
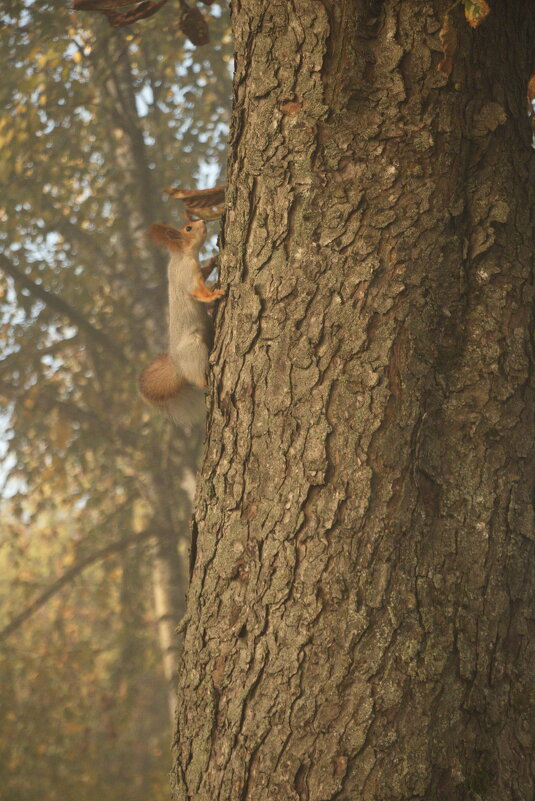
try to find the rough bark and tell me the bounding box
[174,2,535,799]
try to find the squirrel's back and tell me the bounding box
[167,250,214,365]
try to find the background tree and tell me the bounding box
[0,2,231,799]
[174,2,535,800]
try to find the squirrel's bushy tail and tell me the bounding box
[138,354,205,427]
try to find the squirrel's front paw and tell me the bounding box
[192,285,225,303]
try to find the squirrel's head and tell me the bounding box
[147,220,206,254]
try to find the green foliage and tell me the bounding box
[0,1,232,798]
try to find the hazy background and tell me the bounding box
[0,3,232,798]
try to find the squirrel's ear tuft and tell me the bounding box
[147,223,183,250]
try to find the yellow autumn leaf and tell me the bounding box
[132,497,150,532]
[0,128,15,147]
[51,419,71,449]
[464,0,490,28]
[72,50,82,64]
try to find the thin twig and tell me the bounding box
[0,254,125,362]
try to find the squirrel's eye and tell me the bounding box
[185,225,192,232]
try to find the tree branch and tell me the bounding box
[0,254,125,362]
[101,34,167,283]
[0,529,156,641]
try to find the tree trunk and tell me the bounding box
[174,2,535,799]
[152,528,186,722]
[149,435,201,723]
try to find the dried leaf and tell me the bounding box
[179,5,210,46]
[165,184,226,205]
[463,0,490,29]
[165,184,225,220]
[183,204,225,222]
[102,0,166,27]
[73,0,137,9]
[437,14,457,75]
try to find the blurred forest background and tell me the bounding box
[0,2,232,799]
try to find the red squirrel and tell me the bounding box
[139,219,223,425]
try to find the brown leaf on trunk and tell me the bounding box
[437,14,457,76]
[179,5,210,46]
[463,0,490,29]
[102,0,166,27]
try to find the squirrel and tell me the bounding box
[138,219,223,425]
